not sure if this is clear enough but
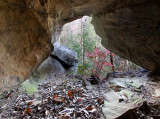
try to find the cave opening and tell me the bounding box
[1,16,153,118]
[58,16,142,74]
[20,16,144,94]
[0,1,160,118]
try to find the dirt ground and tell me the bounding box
[0,70,160,119]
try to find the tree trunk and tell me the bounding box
[110,53,114,73]
[81,18,84,66]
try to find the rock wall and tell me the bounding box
[92,0,160,73]
[0,0,160,92]
[0,0,53,92]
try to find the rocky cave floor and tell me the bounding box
[0,70,160,119]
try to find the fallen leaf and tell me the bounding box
[60,115,70,119]
[27,102,33,105]
[97,98,104,105]
[77,88,83,92]
[53,95,59,98]
[86,105,93,110]
[77,98,82,102]
[23,107,32,115]
[97,98,102,102]
[68,91,73,96]
[48,97,52,101]
[6,93,12,99]
[101,100,104,104]
[81,94,88,97]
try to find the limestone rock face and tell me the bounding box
[0,0,160,92]
[92,0,160,73]
[0,0,53,92]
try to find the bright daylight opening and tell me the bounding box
[59,16,141,80]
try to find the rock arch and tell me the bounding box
[0,0,159,92]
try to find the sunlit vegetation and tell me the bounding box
[60,16,140,81]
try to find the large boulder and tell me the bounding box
[36,56,66,75]
[35,42,78,77]
[102,90,144,119]
[52,42,78,68]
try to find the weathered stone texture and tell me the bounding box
[92,0,160,72]
[0,0,160,92]
[0,0,53,91]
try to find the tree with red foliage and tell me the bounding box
[86,47,113,84]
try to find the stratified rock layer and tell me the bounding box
[0,0,160,92]
[0,1,53,91]
[92,0,160,73]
